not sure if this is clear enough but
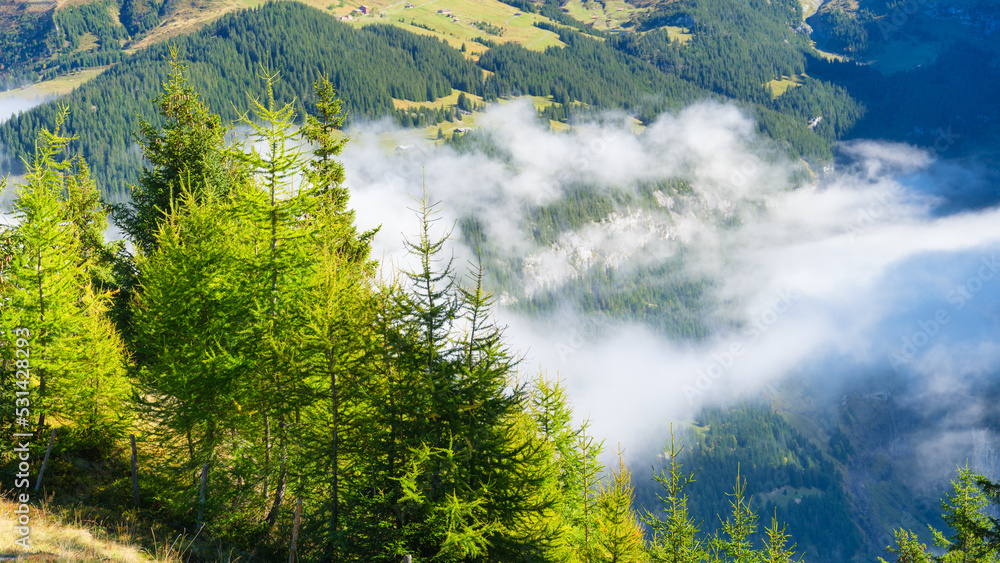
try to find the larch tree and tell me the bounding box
[712,469,760,563]
[594,449,647,563]
[289,72,381,561]
[931,467,999,562]
[760,513,799,563]
[1,108,130,441]
[130,182,259,520]
[644,425,706,563]
[878,530,932,563]
[529,374,605,563]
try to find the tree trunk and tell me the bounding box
[265,413,288,529]
[35,246,46,438]
[328,351,339,558]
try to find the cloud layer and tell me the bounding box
[339,100,1000,465]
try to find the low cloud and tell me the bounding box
[339,100,1000,465]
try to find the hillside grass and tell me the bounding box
[665,25,692,44]
[766,73,805,98]
[0,498,155,562]
[126,0,252,51]
[561,0,643,31]
[329,0,566,51]
[0,496,250,562]
[0,67,109,99]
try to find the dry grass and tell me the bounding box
[0,498,153,562]
[0,497,240,563]
[126,0,250,51]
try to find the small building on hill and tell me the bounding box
[359,5,370,14]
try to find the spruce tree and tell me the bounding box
[111,48,249,346]
[114,47,247,254]
[357,195,555,561]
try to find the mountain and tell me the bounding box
[2,0,999,560]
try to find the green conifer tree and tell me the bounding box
[761,513,799,563]
[931,466,1000,562]
[115,47,247,254]
[131,184,257,514]
[712,468,760,563]
[644,425,706,563]
[878,530,932,563]
[2,107,131,440]
[594,449,647,563]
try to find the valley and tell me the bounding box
[1,0,999,560]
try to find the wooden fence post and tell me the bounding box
[34,428,56,492]
[130,434,140,507]
[197,462,210,528]
[288,498,303,563]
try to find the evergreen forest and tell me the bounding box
[1,52,999,562]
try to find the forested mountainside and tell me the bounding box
[2,0,837,202]
[5,0,998,205]
[0,0,882,201]
[0,2,487,200]
[3,55,1000,562]
[2,0,1000,560]
[626,403,864,562]
[1,0,185,86]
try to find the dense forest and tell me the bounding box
[2,0,1000,559]
[2,53,1000,562]
[0,0,849,203]
[635,404,864,562]
[0,2,483,200]
[4,0,997,193]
